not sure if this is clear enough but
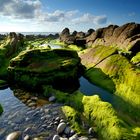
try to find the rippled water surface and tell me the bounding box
[0,88,63,139]
[0,77,114,139]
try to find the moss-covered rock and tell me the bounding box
[131,52,140,65]
[8,49,82,89]
[62,106,84,134]
[82,95,139,140]
[0,33,25,78]
[80,45,117,69]
[81,44,140,123]
[43,86,140,139]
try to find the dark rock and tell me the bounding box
[61,28,70,36]
[72,31,77,36]
[59,28,75,44]
[75,39,86,46]
[76,32,85,39]
[86,29,95,36]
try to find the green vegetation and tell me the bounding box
[43,85,140,139]
[82,45,140,124]
[67,44,83,51]
[131,52,140,64]
[82,95,138,140]
[62,106,84,134]
[0,104,3,115]
[50,39,67,47]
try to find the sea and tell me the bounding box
[0,32,59,35]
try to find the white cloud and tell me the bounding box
[0,0,41,19]
[0,0,107,31]
[40,10,79,22]
[72,13,107,25]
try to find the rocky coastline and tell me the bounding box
[0,22,140,140]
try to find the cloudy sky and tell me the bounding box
[0,0,139,32]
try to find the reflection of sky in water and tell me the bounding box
[0,88,29,138]
[40,43,62,49]
[0,88,50,139]
[0,88,27,112]
[79,77,114,103]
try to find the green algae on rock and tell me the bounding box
[0,33,25,78]
[81,45,140,122]
[131,52,140,65]
[8,49,82,89]
[43,85,140,139]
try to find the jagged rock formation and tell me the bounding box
[86,22,140,54]
[59,28,75,44]
[59,28,94,46]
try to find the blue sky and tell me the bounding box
[0,0,139,32]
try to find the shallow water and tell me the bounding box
[0,77,114,139]
[40,43,62,49]
[79,77,114,103]
[0,88,63,139]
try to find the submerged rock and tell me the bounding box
[57,122,67,134]
[49,96,56,102]
[53,135,60,140]
[6,131,21,140]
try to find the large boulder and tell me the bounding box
[86,23,140,53]
[59,28,75,44]
[8,49,82,89]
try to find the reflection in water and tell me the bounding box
[40,43,62,49]
[79,77,114,103]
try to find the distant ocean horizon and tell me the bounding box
[0,32,59,35]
